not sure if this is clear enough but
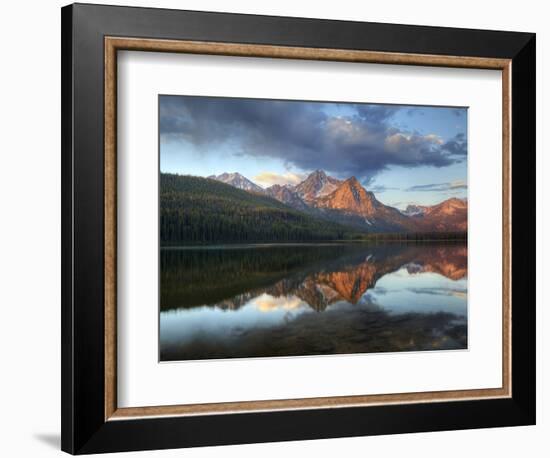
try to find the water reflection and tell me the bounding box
[160,243,467,361]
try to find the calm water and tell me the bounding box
[160,243,467,361]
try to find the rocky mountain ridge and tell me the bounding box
[208,170,467,233]
[207,172,264,193]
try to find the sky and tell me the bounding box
[159,95,467,209]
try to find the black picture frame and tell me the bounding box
[61,3,536,454]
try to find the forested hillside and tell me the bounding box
[160,174,359,244]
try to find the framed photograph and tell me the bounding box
[61,3,536,454]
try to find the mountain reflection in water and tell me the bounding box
[160,243,467,361]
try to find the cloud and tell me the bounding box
[390,201,420,210]
[405,180,467,192]
[368,184,400,193]
[353,104,401,122]
[160,96,466,181]
[407,287,467,299]
[254,171,306,187]
[442,133,467,156]
[252,294,305,312]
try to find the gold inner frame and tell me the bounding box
[104,37,512,421]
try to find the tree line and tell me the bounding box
[160,173,467,245]
[160,174,354,244]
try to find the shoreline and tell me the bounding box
[160,239,468,250]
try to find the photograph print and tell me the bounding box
[159,95,468,362]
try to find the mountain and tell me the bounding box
[294,170,342,202]
[315,177,380,216]
[265,184,310,211]
[425,197,467,217]
[412,198,468,232]
[314,177,414,232]
[266,175,411,232]
[208,172,264,193]
[160,174,359,244]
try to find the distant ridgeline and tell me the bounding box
[160,173,467,245]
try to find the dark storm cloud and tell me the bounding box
[353,104,400,123]
[160,95,464,180]
[442,133,467,156]
[405,181,467,192]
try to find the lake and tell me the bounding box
[160,242,467,361]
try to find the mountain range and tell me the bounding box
[208,170,467,233]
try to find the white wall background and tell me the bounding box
[0,1,545,456]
